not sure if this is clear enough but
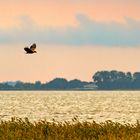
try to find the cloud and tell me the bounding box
[0,15,140,46]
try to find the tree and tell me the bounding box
[46,78,68,89]
[133,72,140,88]
[110,70,118,81]
[34,81,42,89]
[68,79,87,88]
[92,70,134,89]
[126,72,132,81]
[133,72,140,81]
[14,81,24,89]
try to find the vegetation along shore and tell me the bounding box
[1,70,140,90]
[0,117,140,140]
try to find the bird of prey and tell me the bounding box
[24,43,37,54]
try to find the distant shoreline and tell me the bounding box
[1,70,140,90]
[0,89,140,91]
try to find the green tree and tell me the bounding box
[133,72,140,81]
[46,78,68,89]
[34,81,42,89]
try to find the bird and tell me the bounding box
[24,43,37,54]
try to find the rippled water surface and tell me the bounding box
[0,91,140,123]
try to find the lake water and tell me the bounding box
[0,91,140,123]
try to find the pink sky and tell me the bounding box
[0,0,140,28]
[0,0,140,82]
[1,45,140,83]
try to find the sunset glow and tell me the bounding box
[0,0,140,82]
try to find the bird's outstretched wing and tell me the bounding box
[24,47,33,53]
[30,43,36,51]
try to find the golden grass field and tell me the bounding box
[0,117,140,140]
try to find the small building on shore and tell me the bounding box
[83,83,98,90]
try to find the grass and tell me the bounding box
[0,117,139,140]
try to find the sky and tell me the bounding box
[0,0,140,83]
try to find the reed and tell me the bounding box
[0,117,139,140]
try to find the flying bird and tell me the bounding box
[24,43,37,54]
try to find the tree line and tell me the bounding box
[93,70,140,90]
[1,70,140,90]
[0,78,89,90]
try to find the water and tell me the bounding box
[0,91,140,123]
